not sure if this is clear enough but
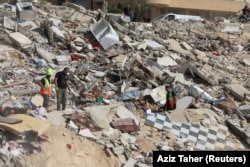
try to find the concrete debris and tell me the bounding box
[0,1,249,166]
[16,2,36,21]
[111,118,139,134]
[9,32,32,49]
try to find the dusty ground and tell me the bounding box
[21,106,161,167]
[24,124,121,167]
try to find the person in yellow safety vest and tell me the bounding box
[38,68,52,111]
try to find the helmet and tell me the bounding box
[46,68,53,75]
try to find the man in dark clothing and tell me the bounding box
[239,5,250,21]
[242,5,250,15]
[54,67,70,111]
[124,4,132,18]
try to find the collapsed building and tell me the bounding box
[0,1,249,167]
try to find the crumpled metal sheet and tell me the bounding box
[89,18,119,50]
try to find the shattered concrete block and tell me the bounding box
[112,146,125,155]
[49,18,62,26]
[239,105,250,111]
[165,38,191,55]
[112,106,140,126]
[220,23,241,33]
[104,148,113,157]
[157,56,178,67]
[226,119,250,147]
[132,67,145,79]
[121,35,132,43]
[242,58,250,66]
[56,55,69,65]
[176,96,194,110]
[135,163,150,167]
[9,88,40,96]
[149,85,166,103]
[117,154,127,164]
[146,41,165,50]
[16,2,36,21]
[3,16,16,30]
[36,47,56,64]
[180,42,193,50]
[110,20,129,35]
[105,143,114,149]
[189,63,219,85]
[31,94,43,107]
[111,118,139,133]
[160,145,171,151]
[3,3,16,13]
[112,54,128,68]
[52,26,65,39]
[72,37,85,52]
[224,84,250,101]
[123,158,137,167]
[9,32,32,48]
[120,133,137,146]
[137,40,148,51]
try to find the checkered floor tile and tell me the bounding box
[144,112,246,150]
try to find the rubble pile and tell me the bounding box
[0,1,249,167]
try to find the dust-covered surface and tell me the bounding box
[0,1,250,167]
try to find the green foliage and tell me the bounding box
[108,5,123,14]
[130,0,152,22]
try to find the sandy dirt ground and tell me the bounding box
[23,123,121,167]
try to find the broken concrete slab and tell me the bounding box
[112,146,125,155]
[242,58,250,66]
[117,154,127,164]
[157,56,178,67]
[220,23,241,33]
[176,96,194,110]
[225,119,250,147]
[146,41,165,50]
[112,54,128,68]
[3,3,16,13]
[84,103,121,130]
[180,42,193,50]
[9,32,32,48]
[111,118,139,133]
[165,38,191,55]
[3,16,16,30]
[36,47,56,64]
[52,26,65,40]
[111,105,140,126]
[172,73,193,86]
[189,63,219,85]
[56,55,69,65]
[224,84,250,101]
[239,105,250,111]
[123,158,137,167]
[31,94,43,108]
[137,40,148,51]
[149,85,166,103]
